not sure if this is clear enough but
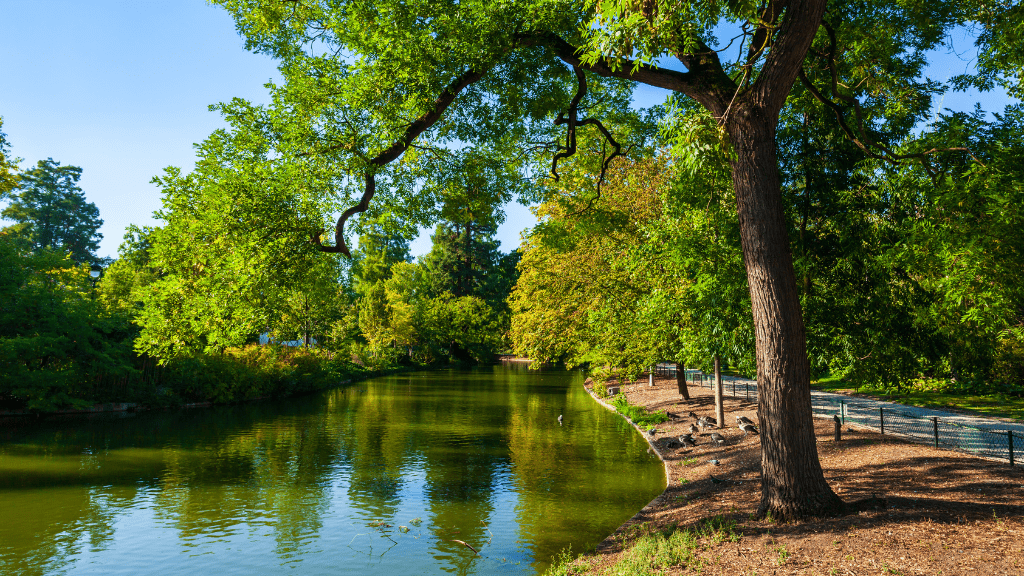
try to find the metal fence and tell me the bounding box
[672,366,1020,467]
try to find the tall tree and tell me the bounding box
[0,118,19,199]
[213,0,994,518]
[2,158,103,264]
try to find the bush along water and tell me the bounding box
[1,343,373,413]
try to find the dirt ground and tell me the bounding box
[581,376,1024,575]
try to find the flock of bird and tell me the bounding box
[665,411,759,450]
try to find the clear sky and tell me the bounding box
[0,2,1012,260]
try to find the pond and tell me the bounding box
[0,366,665,576]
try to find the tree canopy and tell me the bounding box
[1,158,104,265]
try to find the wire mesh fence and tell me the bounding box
[814,396,1021,466]
[671,365,1020,467]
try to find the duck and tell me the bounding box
[739,422,759,436]
[736,415,755,427]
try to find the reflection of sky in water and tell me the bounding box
[0,367,664,575]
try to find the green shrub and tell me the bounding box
[610,395,670,427]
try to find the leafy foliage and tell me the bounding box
[2,158,104,265]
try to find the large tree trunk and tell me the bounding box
[676,362,690,401]
[726,106,843,520]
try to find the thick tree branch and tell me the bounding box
[746,0,791,66]
[312,68,486,256]
[523,33,732,113]
[748,0,828,114]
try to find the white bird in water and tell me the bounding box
[558,414,563,425]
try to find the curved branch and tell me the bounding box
[797,23,985,178]
[547,66,623,215]
[312,68,487,256]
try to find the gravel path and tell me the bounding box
[677,368,1024,465]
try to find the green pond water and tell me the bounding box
[0,366,665,576]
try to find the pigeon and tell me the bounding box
[710,432,727,446]
[708,459,720,466]
[679,434,697,447]
[739,422,759,436]
[703,415,718,427]
[647,427,657,436]
[698,416,717,430]
[687,423,699,435]
[688,411,700,420]
[709,475,726,484]
[736,415,755,427]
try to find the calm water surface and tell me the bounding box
[0,366,664,575]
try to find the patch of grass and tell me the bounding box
[589,516,739,576]
[543,546,596,576]
[610,395,670,427]
[775,543,790,565]
[811,376,1024,421]
[593,382,609,398]
[679,457,699,466]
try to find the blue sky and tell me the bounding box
[0,2,1013,259]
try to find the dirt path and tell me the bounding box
[682,370,1024,465]
[570,375,1024,576]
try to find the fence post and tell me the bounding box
[879,407,885,435]
[1010,431,1015,467]
[933,417,939,448]
[834,415,842,442]
[732,380,736,396]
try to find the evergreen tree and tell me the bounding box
[2,158,103,264]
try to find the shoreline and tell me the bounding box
[564,373,1024,575]
[581,379,675,554]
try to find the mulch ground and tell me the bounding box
[580,376,1024,575]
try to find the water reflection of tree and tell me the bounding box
[1,369,664,575]
[504,369,665,572]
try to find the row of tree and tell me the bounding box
[0,116,520,411]
[511,103,1024,395]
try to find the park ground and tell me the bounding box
[554,376,1024,575]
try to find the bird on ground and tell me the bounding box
[679,434,697,447]
[703,415,718,427]
[688,411,700,420]
[661,437,681,449]
[687,423,699,435]
[647,427,657,436]
[710,432,727,446]
[709,475,726,485]
[739,422,759,436]
[736,415,755,427]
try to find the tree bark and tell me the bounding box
[725,106,844,520]
[676,362,690,400]
[714,355,724,429]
